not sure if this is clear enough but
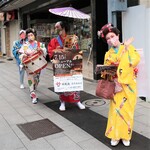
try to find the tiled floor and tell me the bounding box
[0,58,149,150]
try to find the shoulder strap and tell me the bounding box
[57,35,63,48]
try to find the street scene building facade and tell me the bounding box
[0,0,150,101]
[0,1,149,149]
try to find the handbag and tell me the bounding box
[95,79,115,100]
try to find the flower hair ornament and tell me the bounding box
[97,23,120,43]
[97,23,113,38]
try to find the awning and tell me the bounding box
[0,0,36,11]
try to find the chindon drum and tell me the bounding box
[22,50,47,74]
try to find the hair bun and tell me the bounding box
[97,23,120,42]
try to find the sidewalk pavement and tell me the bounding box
[0,57,149,150]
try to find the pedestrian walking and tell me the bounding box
[48,21,85,111]
[97,23,140,147]
[19,28,47,104]
[12,30,26,89]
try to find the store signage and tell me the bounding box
[53,50,83,92]
[0,10,15,22]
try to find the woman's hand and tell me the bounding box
[63,47,70,51]
[101,70,107,76]
[37,47,41,51]
[56,46,61,49]
[22,54,27,61]
[101,69,116,76]
[124,37,134,50]
[37,47,44,55]
[53,49,63,53]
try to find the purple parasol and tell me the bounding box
[49,7,90,20]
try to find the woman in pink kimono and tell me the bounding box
[19,28,47,104]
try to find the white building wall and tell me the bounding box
[122,5,150,102]
[145,8,150,102]
[140,0,150,8]
[1,24,6,55]
[9,20,20,57]
[0,20,20,57]
[122,5,146,50]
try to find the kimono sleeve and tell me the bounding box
[128,45,140,67]
[117,45,141,84]
[47,38,57,59]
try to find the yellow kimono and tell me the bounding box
[104,44,140,140]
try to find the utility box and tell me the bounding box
[111,0,127,12]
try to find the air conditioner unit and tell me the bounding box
[111,0,127,12]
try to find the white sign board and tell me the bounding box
[54,74,83,92]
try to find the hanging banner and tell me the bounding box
[53,50,83,92]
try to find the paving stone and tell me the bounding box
[48,136,83,150]
[21,137,54,150]
[63,125,92,143]
[16,106,37,117]
[0,132,24,150]
[78,138,111,150]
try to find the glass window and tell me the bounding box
[127,0,139,7]
[70,14,92,51]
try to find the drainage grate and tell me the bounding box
[82,99,106,107]
[17,119,63,140]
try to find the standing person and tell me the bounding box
[19,28,47,104]
[48,21,85,111]
[12,30,26,89]
[97,23,140,147]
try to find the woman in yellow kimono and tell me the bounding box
[97,23,140,147]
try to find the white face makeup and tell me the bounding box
[27,33,35,41]
[106,32,119,47]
